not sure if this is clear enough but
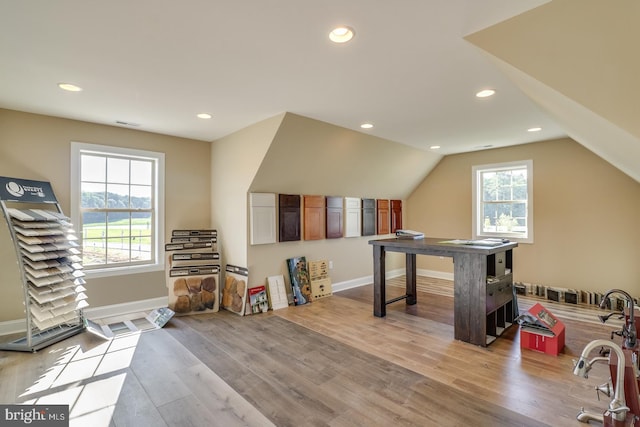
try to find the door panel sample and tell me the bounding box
[391,199,402,233]
[361,198,375,236]
[377,199,390,235]
[344,197,361,238]
[250,193,276,245]
[326,196,343,239]
[303,195,325,240]
[279,194,301,242]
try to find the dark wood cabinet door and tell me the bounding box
[303,195,325,240]
[376,199,390,235]
[391,199,402,233]
[325,196,343,239]
[279,194,300,242]
[361,198,376,236]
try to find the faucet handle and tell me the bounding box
[595,381,612,401]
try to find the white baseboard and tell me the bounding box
[0,297,168,337]
[84,296,168,320]
[0,270,453,336]
[417,269,454,282]
[331,269,452,293]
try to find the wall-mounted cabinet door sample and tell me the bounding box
[391,199,402,233]
[361,198,376,236]
[279,194,301,242]
[249,193,276,245]
[325,196,343,239]
[303,195,325,240]
[376,199,390,235]
[344,197,361,238]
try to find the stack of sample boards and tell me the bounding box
[165,229,220,315]
[0,176,87,352]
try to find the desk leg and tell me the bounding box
[373,245,386,317]
[406,253,417,305]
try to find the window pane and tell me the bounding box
[81,155,106,182]
[131,160,152,185]
[107,184,130,208]
[497,185,512,201]
[475,160,532,241]
[82,211,106,266]
[81,183,106,208]
[132,211,152,261]
[74,143,162,271]
[107,157,130,184]
[131,185,151,209]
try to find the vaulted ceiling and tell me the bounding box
[1,1,638,181]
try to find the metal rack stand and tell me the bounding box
[0,176,86,352]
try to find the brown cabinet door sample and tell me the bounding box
[303,195,325,240]
[325,196,343,239]
[361,198,376,236]
[391,199,402,233]
[376,199,390,235]
[279,194,301,242]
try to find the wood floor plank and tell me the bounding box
[111,367,168,427]
[0,275,628,426]
[168,311,549,427]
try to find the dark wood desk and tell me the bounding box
[369,237,518,346]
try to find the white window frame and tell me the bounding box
[71,142,165,278]
[472,160,533,244]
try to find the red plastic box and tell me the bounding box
[520,303,565,356]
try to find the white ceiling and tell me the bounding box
[0,0,565,155]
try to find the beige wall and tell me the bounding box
[0,109,211,322]
[210,113,284,267]
[244,113,438,288]
[465,0,640,183]
[407,137,640,294]
[4,108,636,322]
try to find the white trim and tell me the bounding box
[330,269,452,293]
[417,269,454,281]
[331,268,406,292]
[0,319,27,336]
[0,297,168,336]
[472,159,534,244]
[84,296,168,319]
[70,141,166,275]
[0,270,455,335]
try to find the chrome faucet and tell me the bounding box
[573,339,630,422]
[599,289,636,349]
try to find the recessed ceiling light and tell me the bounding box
[197,113,212,119]
[360,123,373,129]
[527,127,542,132]
[430,145,441,150]
[329,26,355,43]
[58,83,82,92]
[475,89,495,98]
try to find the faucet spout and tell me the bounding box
[601,289,636,349]
[573,339,628,422]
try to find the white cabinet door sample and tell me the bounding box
[344,197,361,238]
[250,193,276,245]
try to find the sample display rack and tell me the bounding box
[0,177,86,352]
[165,229,221,315]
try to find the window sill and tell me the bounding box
[84,263,165,279]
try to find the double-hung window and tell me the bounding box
[71,142,165,277]
[472,160,533,243]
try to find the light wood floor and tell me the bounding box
[0,277,622,426]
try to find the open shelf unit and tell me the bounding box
[0,176,86,352]
[485,249,515,345]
